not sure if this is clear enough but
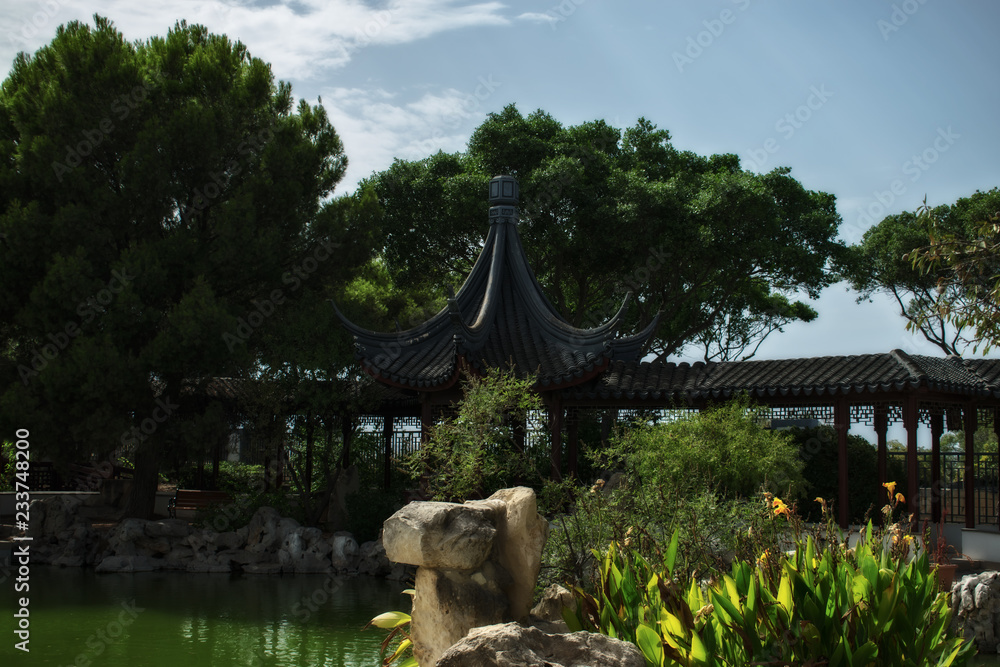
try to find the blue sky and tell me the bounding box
[3,0,999,363]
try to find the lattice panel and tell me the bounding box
[850,403,903,427]
[765,405,835,425]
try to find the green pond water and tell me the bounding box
[6,565,1000,666]
[3,565,409,667]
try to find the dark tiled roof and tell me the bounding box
[336,194,656,390]
[566,349,1000,402]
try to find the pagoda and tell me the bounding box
[336,175,658,475]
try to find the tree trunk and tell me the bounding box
[122,443,161,519]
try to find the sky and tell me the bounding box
[2,0,999,365]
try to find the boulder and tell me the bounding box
[95,554,157,573]
[331,532,360,571]
[145,519,191,539]
[382,501,498,570]
[412,564,510,667]
[469,487,549,621]
[530,584,576,633]
[358,539,392,576]
[437,623,645,667]
[245,506,282,553]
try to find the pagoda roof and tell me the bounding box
[336,175,658,391]
[564,350,1000,402]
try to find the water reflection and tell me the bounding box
[7,566,409,667]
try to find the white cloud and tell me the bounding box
[321,84,498,193]
[1,0,510,81]
[516,11,558,25]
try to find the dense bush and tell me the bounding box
[405,368,544,501]
[790,426,908,522]
[540,398,808,592]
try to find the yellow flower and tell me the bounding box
[814,497,825,504]
[772,497,790,517]
[883,481,897,498]
[895,492,906,505]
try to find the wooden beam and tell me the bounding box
[834,397,850,529]
[964,403,977,528]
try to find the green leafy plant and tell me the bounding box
[366,590,418,667]
[567,491,974,667]
[405,367,542,500]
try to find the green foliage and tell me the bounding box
[607,397,805,500]
[365,590,417,667]
[0,16,369,517]
[0,440,13,492]
[540,399,807,591]
[405,368,543,500]
[568,513,974,666]
[363,104,844,362]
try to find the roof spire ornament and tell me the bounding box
[488,174,519,225]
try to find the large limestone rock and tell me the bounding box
[470,487,549,621]
[383,501,498,570]
[412,564,510,667]
[436,623,645,667]
[382,487,549,666]
[951,571,1000,651]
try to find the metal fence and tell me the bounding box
[887,451,999,525]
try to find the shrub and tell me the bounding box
[405,368,543,501]
[567,501,974,666]
[607,396,805,500]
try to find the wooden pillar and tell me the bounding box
[420,395,433,446]
[995,409,1000,531]
[382,415,394,490]
[196,450,205,489]
[964,404,977,528]
[904,395,920,525]
[211,438,221,490]
[834,397,850,529]
[930,410,943,524]
[341,413,353,469]
[875,407,888,505]
[513,415,526,454]
[567,408,579,479]
[549,394,563,481]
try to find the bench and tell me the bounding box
[167,489,232,518]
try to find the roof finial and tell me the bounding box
[488,175,519,225]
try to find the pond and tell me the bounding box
[3,566,410,666]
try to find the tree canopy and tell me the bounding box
[0,16,369,516]
[840,189,1000,355]
[360,105,844,361]
[905,189,1000,352]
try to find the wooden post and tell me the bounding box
[995,409,1000,531]
[904,396,920,527]
[875,406,888,508]
[930,410,943,524]
[834,398,850,529]
[383,415,394,490]
[964,404,977,528]
[305,411,315,496]
[567,408,579,479]
[549,394,563,481]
